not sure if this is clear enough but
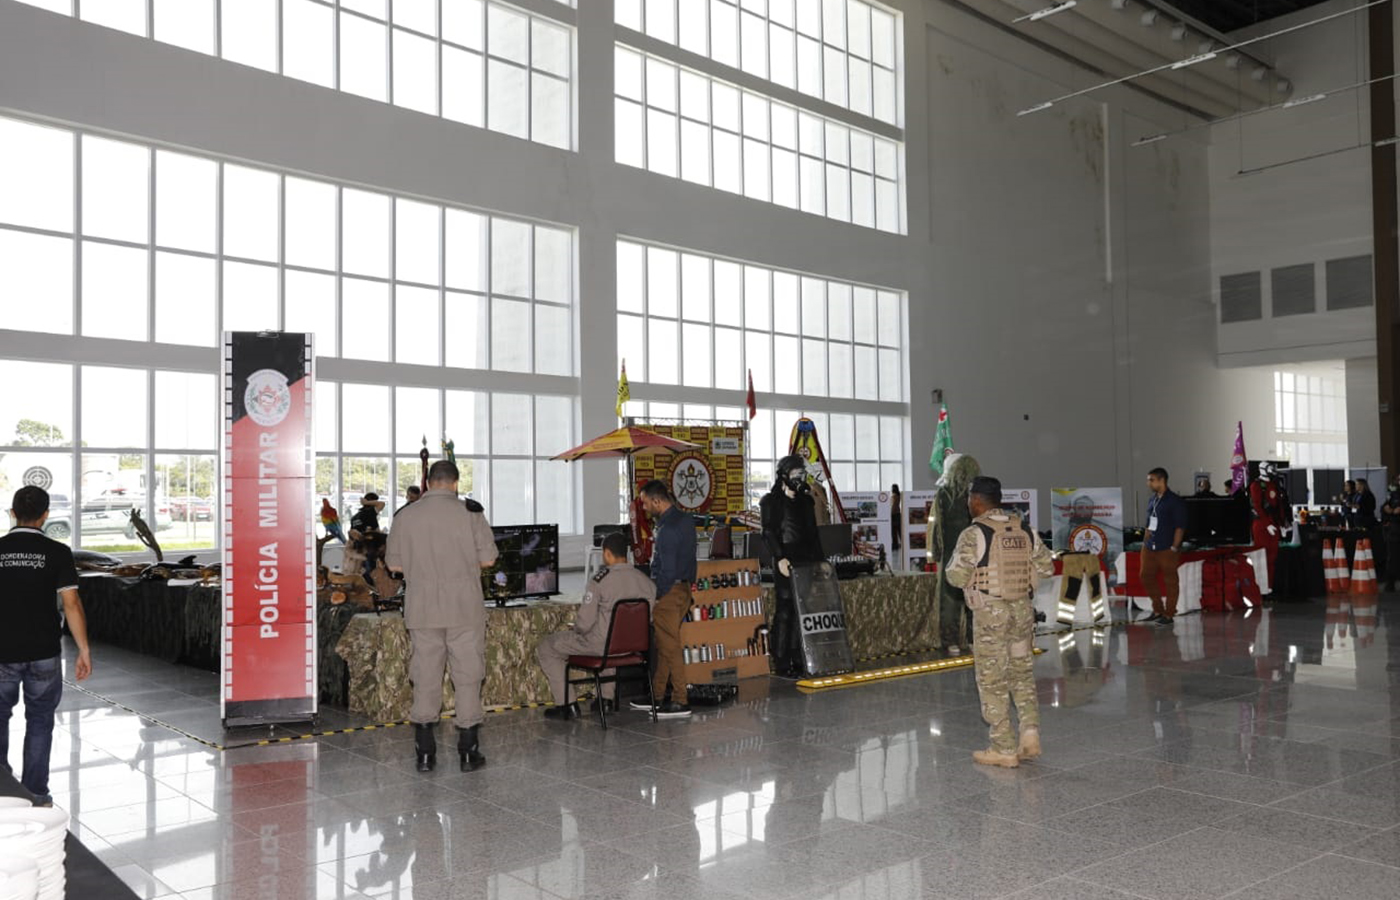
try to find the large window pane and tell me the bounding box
[285,270,337,357]
[0,118,73,232]
[534,226,571,305]
[0,230,73,335]
[155,371,216,449]
[156,454,218,548]
[491,458,534,525]
[444,390,489,456]
[648,318,678,385]
[535,460,572,532]
[491,219,531,297]
[341,278,390,360]
[445,209,487,291]
[532,19,571,78]
[534,395,573,457]
[491,394,531,456]
[342,189,390,278]
[285,177,337,271]
[617,242,644,313]
[82,136,148,244]
[82,242,148,342]
[222,0,277,72]
[342,384,390,452]
[647,247,679,317]
[396,199,440,285]
[340,457,390,520]
[443,46,486,127]
[746,330,771,392]
[79,452,152,553]
[393,27,438,115]
[682,323,712,388]
[445,290,488,369]
[82,366,147,447]
[0,361,73,447]
[283,0,335,87]
[82,0,145,36]
[0,450,72,543]
[395,285,441,365]
[223,165,280,262]
[222,261,279,333]
[617,314,645,382]
[774,335,800,393]
[340,12,389,101]
[534,303,571,376]
[532,73,571,150]
[616,99,645,169]
[395,386,440,454]
[801,338,827,395]
[155,0,215,55]
[491,297,531,371]
[155,151,216,253]
[487,60,530,140]
[154,252,215,347]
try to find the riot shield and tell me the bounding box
[790,561,855,676]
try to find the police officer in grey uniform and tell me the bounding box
[537,532,656,719]
[386,460,498,774]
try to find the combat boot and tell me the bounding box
[972,748,1020,768]
[1017,727,1042,760]
[414,723,436,773]
[459,724,486,772]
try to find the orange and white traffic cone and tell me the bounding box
[1324,539,1339,594]
[1335,540,1352,594]
[1352,538,1378,596]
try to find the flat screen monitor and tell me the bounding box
[1283,468,1309,505]
[818,523,853,558]
[1183,497,1252,546]
[482,524,559,602]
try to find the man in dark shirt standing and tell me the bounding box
[630,480,696,719]
[1141,468,1187,626]
[0,486,92,805]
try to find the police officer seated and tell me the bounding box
[537,533,656,720]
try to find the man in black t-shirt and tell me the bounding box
[0,486,92,806]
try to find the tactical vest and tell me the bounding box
[971,512,1034,600]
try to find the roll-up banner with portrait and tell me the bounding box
[222,332,317,727]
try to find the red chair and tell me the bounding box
[565,599,656,728]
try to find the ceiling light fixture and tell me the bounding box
[1017,0,1391,116]
[1129,73,1399,147]
[1014,1,1078,24]
[1282,93,1328,108]
[1171,51,1218,69]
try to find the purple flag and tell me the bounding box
[1229,421,1247,495]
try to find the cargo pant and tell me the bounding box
[535,631,615,705]
[971,595,1038,754]
[651,583,693,704]
[409,625,485,729]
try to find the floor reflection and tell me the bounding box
[22,598,1400,898]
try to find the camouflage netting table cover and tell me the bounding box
[760,573,940,662]
[338,574,938,721]
[336,603,578,721]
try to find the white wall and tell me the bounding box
[0,0,1285,533]
[918,6,1274,524]
[1210,0,1378,366]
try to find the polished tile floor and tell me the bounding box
[19,596,1400,899]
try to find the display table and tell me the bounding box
[1114,547,1262,614]
[339,573,940,721]
[336,601,580,720]
[76,573,361,707]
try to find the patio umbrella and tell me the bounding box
[550,425,700,462]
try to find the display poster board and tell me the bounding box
[903,489,937,572]
[632,420,747,517]
[844,490,894,562]
[791,561,855,677]
[222,332,317,726]
[1051,487,1123,574]
[1000,488,1039,532]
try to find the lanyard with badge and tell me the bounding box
[1148,495,1159,534]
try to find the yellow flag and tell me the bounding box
[615,360,630,417]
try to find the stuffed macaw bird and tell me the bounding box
[320,498,345,543]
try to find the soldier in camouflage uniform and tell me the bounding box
[945,475,1054,768]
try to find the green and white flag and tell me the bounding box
[930,404,953,476]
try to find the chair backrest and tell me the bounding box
[602,599,652,658]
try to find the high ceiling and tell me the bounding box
[1163,0,1336,33]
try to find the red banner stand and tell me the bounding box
[221,332,317,728]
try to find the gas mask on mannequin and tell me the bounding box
[776,454,810,498]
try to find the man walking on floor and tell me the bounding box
[537,532,655,719]
[630,480,696,719]
[386,460,498,773]
[0,486,92,806]
[945,476,1053,768]
[1141,467,1186,626]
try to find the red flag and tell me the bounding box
[746,370,757,420]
